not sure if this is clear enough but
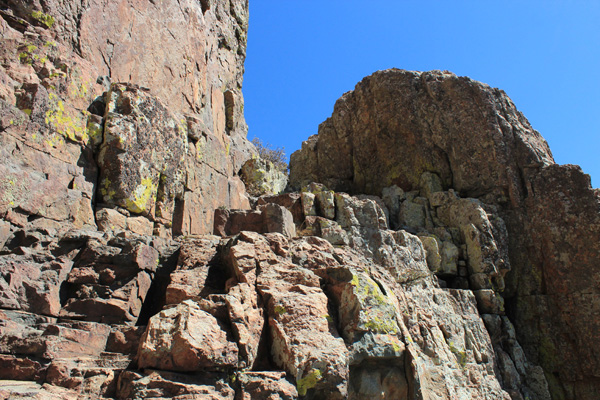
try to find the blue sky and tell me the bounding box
[243,1,600,188]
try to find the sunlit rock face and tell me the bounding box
[0,0,254,239]
[1,0,599,398]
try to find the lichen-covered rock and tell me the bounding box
[97,83,186,219]
[2,3,599,399]
[1,0,254,240]
[289,68,600,398]
[241,158,288,196]
[304,183,335,219]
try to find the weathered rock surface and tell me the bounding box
[289,69,553,201]
[290,68,600,399]
[0,0,254,242]
[2,1,599,399]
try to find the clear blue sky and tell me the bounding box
[243,1,600,188]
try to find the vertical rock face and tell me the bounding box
[290,69,600,399]
[0,0,253,239]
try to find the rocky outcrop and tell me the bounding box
[0,182,544,399]
[2,1,598,398]
[290,69,600,399]
[0,0,254,241]
[289,69,553,202]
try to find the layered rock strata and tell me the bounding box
[2,186,542,399]
[290,69,600,399]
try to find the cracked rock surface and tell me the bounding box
[1,2,599,400]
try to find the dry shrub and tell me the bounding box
[251,137,288,172]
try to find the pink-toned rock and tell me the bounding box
[225,283,264,369]
[1,0,254,239]
[116,370,235,400]
[0,253,72,316]
[95,208,127,232]
[165,236,221,305]
[257,193,304,225]
[214,204,296,238]
[0,354,44,381]
[236,371,298,400]
[214,209,264,237]
[60,237,159,324]
[261,203,296,238]
[138,300,238,371]
[106,325,145,355]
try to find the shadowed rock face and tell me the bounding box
[290,68,600,399]
[290,69,554,202]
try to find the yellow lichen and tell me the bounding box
[31,10,55,28]
[297,369,322,396]
[125,177,157,214]
[45,92,88,143]
[350,273,399,335]
[274,305,287,315]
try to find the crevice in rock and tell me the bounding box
[136,247,180,326]
[224,90,235,134]
[0,9,29,32]
[199,0,210,14]
[250,260,277,371]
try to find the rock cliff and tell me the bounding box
[290,69,600,399]
[0,0,253,240]
[1,2,599,400]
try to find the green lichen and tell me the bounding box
[297,369,322,396]
[45,92,87,143]
[68,79,89,100]
[363,317,398,334]
[100,178,116,199]
[86,120,103,145]
[274,305,287,315]
[448,341,467,369]
[18,52,32,64]
[350,273,399,335]
[31,10,55,28]
[0,176,23,207]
